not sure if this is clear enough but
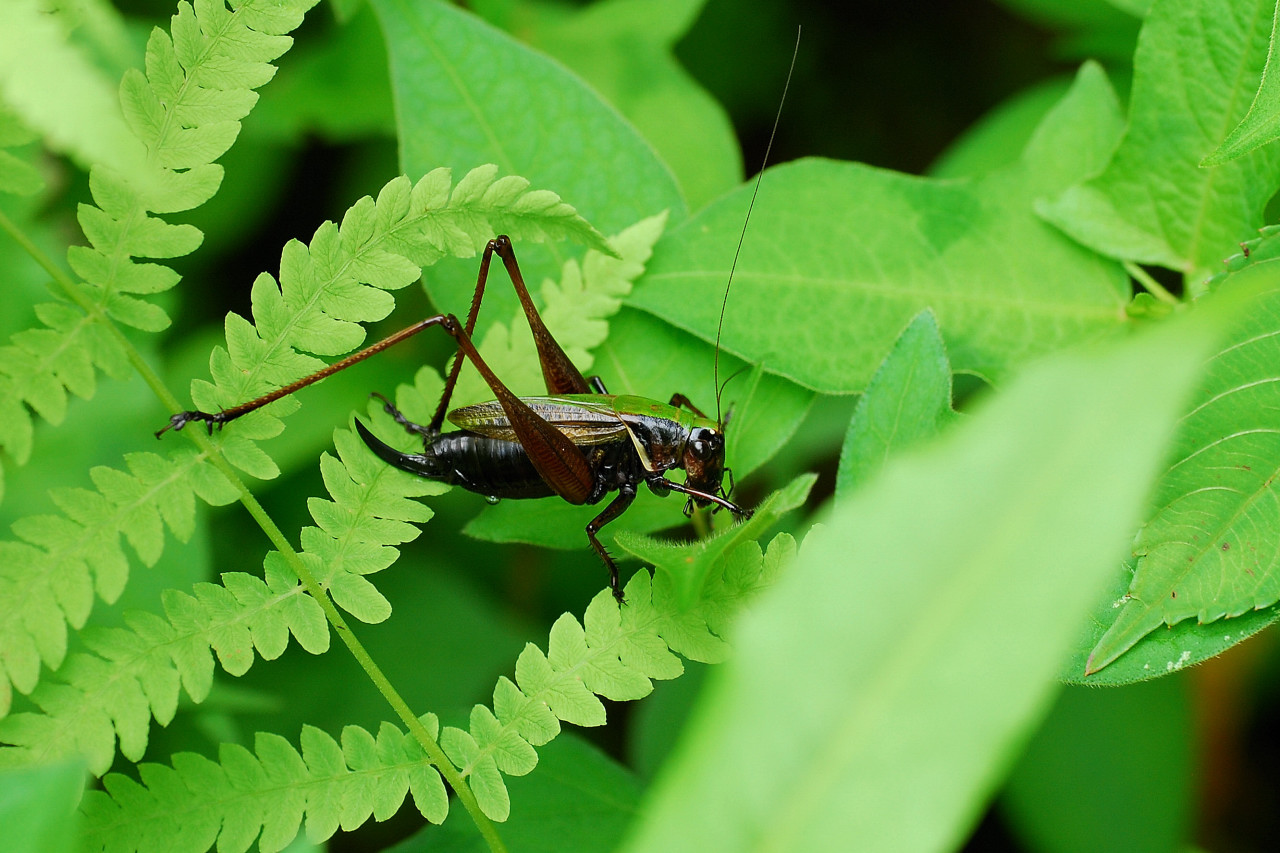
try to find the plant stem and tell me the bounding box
[1124,261,1180,305]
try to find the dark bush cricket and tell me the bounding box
[158,31,799,603]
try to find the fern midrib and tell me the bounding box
[306,449,409,582]
[90,204,152,308]
[147,2,247,173]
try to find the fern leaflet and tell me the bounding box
[79,719,449,853]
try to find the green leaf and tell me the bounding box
[930,76,1075,179]
[373,0,683,234]
[521,0,741,210]
[1084,242,1280,674]
[1002,679,1193,853]
[1040,0,1280,279]
[629,63,1130,393]
[0,761,84,853]
[0,0,147,183]
[835,309,955,502]
[623,312,1215,853]
[371,0,685,318]
[1204,1,1280,165]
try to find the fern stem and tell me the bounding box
[0,207,65,286]
[1123,260,1180,305]
[0,207,189,416]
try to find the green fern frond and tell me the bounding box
[282,421,443,623]
[0,413,452,773]
[0,166,613,774]
[0,558,327,775]
[78,719,449,853]
[69,531,800,846]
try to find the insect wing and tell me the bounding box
[449,395,628,445]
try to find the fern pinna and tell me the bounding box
[0,0,803,849]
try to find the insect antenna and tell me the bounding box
[714,26,802,427]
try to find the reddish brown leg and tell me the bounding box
[668,393,710,420]
[157,235,591,439]
[429,236,591,432]
[156,316,451,437]
[434,313,595,504]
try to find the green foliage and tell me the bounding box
[1039,0,1280,280]
[624,306,1217,853]
[1078,228,1280,676]
[630,61,1130,393]
[834,309,956,500]
[7,0,1280,850]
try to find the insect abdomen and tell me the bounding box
[430,433,557,499]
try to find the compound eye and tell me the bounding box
[689,428,717,459]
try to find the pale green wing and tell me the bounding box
[448,395,628,445]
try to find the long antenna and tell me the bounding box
[714,26,801,425]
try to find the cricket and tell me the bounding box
[158,34,799,603]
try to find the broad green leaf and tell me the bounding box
[0,0,147,184]
[929,77,1072,179]
[371,0,685,320]
[835,309,955,502]
[1039,0,1280,280]
[629,63,1129,394]
[0,762,84,853]
[375,0,682,229]
[623,314,1214,853]
[1204,1,1280,165]
[1085,245,1280,674]
[520,0,741,210]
